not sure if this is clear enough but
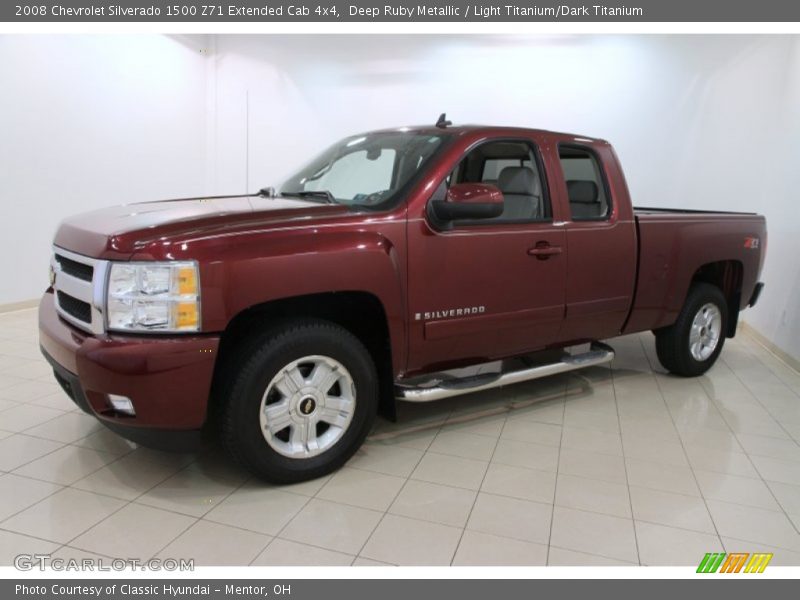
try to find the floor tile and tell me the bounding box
[683,443,759,479]
[500,419,562,446]
[481,463,556,504]
[388,480,476,528]
[750,455,800,486]
[555,473,631,518]
[625,458,700,496]
[13,445,117,485]
[0,434,63,471]
[280,499,382,555]
[366,426,438,452]
[558,447,627,484]
[735,433,800,462]
[71,503,196,559]
[491,438,559,472]
[621,435,689,467]
[0,530,60,566]
[203,484,309,536]
[73,454,186,501]
[561,426,623,457]
[73,429,138,456]
[629,486,716,534]
[635,521,723,566]
[550,506,638,563]
[0,473,62,521]
[562,408,620,434]
[694,469,780,510]
[719,537,800,566]
[317,467,405,511]
[411,453,488,490]
[352,556,394,566]
[252,538,352,566]
[428,430,497,461]
[1,488,125,543]
[0,403,63,432]
[547,546,636,566]
[453,530,547,566]
[136,460,247,517]
[706,500,800,551]
[0,380,61,404]
[50,546,112,561]
[466,492,551,544]
[23,412,101,443]
[29,391,81,412]
[444,409,509,436]
[361,514,462,566]
[766,480,800,515]
[157,520,270,566]
[345,443,424,477]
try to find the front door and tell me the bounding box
[406,138,567,374]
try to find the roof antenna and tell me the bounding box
[435,113,452,129]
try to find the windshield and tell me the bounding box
[279,131,447,208]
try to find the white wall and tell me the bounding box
[2,34,798,362]
[0,34,209,306]
[207,34,800,362]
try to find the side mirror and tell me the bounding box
[431,183,504,221]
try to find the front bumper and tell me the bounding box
[38,290,220,444]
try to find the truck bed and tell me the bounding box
[623,207,766,336]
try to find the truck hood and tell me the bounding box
[53,195,353,258]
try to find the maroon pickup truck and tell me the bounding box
[39,121,766,482]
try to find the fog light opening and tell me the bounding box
[107,394,136,416]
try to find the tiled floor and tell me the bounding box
[1,307,800,566]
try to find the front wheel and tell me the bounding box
[221,319,378,483]
[655,283,728,377]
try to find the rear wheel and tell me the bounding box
[221,319,378,483]
[655,283,728,377]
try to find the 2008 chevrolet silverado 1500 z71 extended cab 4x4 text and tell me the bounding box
[39,121,766,482]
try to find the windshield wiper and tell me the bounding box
[280,190,337,205]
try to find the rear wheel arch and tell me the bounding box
[687,260,743,337]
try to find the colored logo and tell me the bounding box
[697,552,773,573]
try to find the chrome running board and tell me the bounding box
[395,342,614,403]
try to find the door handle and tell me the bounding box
[528,243,562,260]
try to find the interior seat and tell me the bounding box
[496,166,542,220]
[567,180,602,218]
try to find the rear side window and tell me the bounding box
[558,146,610,220]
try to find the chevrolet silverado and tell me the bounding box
[39,120,766,482]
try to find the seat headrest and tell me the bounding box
[498,166,536,195]
[567,180,599,204]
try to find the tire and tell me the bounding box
[220,318,378,483]
[655,283,728,377]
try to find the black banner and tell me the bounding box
[4,0,800,22]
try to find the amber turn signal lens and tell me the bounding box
[177,266,198,295]
[175,302,199,330]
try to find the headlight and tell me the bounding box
[106,262,200,332]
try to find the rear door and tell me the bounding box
[406,136,567,373]
[554,141,637,341]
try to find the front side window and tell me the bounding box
[280,132,447,209]
[447,140,549,223]
[559,146,610,220]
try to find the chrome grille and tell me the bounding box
[56,291,91,323]
[55,253,93,282]
[51,246,109,334]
